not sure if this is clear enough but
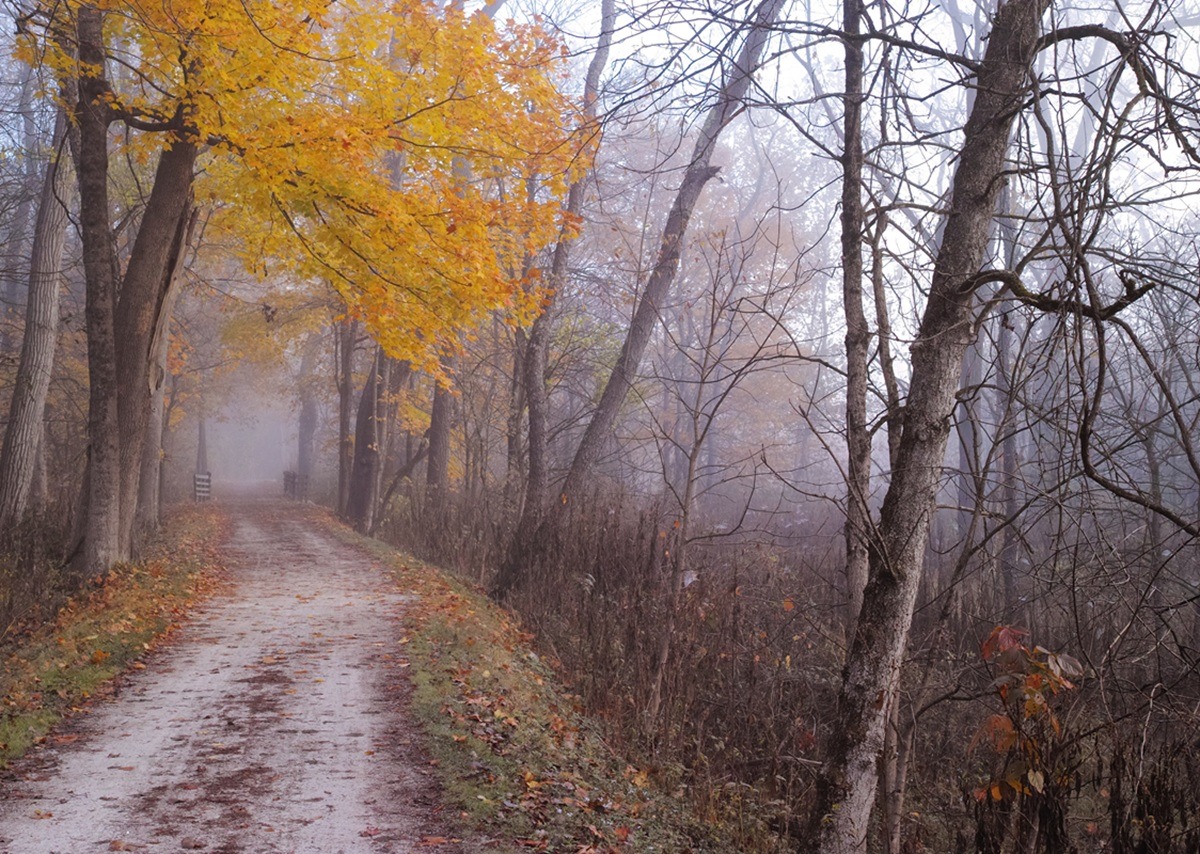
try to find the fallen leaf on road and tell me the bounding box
[181,837,206,849]
[108,841,135,851]
[359,826,382,837]
[418,836,459,846]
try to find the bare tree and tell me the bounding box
[499,0,615,585]
[492,0,787,597]
[807,0,1054,845]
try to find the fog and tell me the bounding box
[3,0,1200,849]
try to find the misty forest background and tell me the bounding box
[2,0,1200,850]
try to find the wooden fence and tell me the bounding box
[193,472,212,502]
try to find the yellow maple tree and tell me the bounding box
[25,0,590,368]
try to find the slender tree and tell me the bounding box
[809,0,1052,845]
[840,0,871,631]
[0,109,72,530]
[492,0,785,597]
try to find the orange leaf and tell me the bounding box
[982,625,1027,661]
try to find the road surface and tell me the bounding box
[0,503,473,854]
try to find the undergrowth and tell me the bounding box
[0,505,228,766]
[327,515,744,853]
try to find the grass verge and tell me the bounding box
[0,504,229,766]
[323,513,738,853]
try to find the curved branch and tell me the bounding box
[961,268,1156,320]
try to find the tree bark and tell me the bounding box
[807,0,1050,848]
[955,343,984,541]
[196,411,209,475]
[134,208,196,545]
[841,0,871,634]
[136,351,168,537]
[425,368,453,511]
[0,65,38,355]
[504,330,527,505]
[372,356,409,523]
[336,316,358,515]
[0,110,72,530]
[74,5,122,578]
[995,184,1023,622]
[345,347,382,532]
[115,140,197,557]
[296,336,323,499]
[67,5,197,572]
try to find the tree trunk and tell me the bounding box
[68,6,197,573]
[136,358,167,538]
[157,372,182,507]
[74,6,122,578]
[870,217,902,469]
[646,433,703,727]
[114,140,197,557]
[807,0,1050,848]
[995,184,1023,622]
[372,357,409,524]
[955,342,984,540]
[841,0,871,634]
[505,329,527,506]
[996,314,1022,621]
[296,391,318,498]
[336,316,358,515]
[345,347,382,532]
[31,425,48,509]
[0,110,72,530]
[878,695,904,854]
[0,65,38,355]
[133,208,195,546]
[425,369,453,511]
[196,412,209,475]
[295,334,324,499]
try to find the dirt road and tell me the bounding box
[0,503,472,853]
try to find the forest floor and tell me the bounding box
[0,502,478,854]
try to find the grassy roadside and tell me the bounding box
[0,504,229,766]
[324,514,743,853]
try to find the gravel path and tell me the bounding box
[0,503,471,854]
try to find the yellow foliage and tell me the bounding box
[27,0,592,367]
